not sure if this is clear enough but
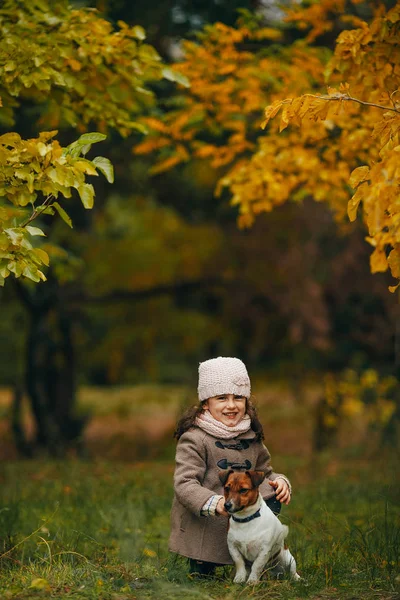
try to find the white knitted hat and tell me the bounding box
[197,356,251,401]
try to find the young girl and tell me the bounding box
[169,356,292,575]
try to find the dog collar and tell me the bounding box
[231,508,261,523]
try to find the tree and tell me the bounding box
[0,0,184,455]
[261,1,400,289]
[0,0,186,285]
[135,1,400,289]
[0,131,113,285]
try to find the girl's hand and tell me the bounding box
[268,479,291,505]
[216,497,228,516]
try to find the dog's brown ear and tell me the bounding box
[219,469,233,486]
[246,470,266,488]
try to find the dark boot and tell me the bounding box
[189,559,217,577]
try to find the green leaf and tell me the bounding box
[162,67,190,88]
[0,263,9,278]
[4,228,23,245]
[8,261,23,277]
[92,156,114,183]
[76,133,107,144]
[139,44,161,62]
[21,236,33,251]
[64,133,107,158]
[32,247,50,266]
[127,121,148,134]
[132,25,146,40]
[14,190,37,207]
[77,184,95,209]
[40,206,55,216]
[25,226,46,237]
[80,144,92,156]
[52,202,73,227]
[22,265,41,282]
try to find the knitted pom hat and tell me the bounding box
[197,356,251,401]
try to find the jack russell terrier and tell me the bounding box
[219,469,301,585]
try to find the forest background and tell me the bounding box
[0,0,399,599]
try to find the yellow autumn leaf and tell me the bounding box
[29,578,51,591]
[347,183,367,222]
[315,99,332,121]
[261,100,286,129]
[279,104,292,132]
[370,247,388,273]
[67,58,82,71]
[73,160,98,176]
[149,155,183,175]
[387,247,400,278]
[298,95,313,119]
[349,166,370,189]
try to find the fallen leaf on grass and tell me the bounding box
[29,578,51,591]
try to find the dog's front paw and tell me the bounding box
[233,571,247,584]
[246,575,261,585]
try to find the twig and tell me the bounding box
[20,194,55,228]
[305,93,400,114]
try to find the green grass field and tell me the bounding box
[0,385,399,599]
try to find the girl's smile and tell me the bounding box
[202,394,247,427]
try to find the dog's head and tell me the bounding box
[219,469,266,514]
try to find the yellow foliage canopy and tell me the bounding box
[0,0,176,136]
[0,0,184,285]
[136,1,400,287]
[261,2,400,287]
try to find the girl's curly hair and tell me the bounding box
[174,398,264,442]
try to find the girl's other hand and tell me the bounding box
[216,497,229,516]
[268,479,291,505]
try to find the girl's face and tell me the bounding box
[202,394,247,427]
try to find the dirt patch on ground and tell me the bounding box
[0,382,370,462]
[0,413,177,461]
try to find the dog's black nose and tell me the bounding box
[224,501,232,511]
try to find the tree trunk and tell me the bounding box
[14,278,87,457]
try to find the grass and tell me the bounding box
[0,384,399,599]
[0,457,398,600]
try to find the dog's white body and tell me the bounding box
[227,492,301,584]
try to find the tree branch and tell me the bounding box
[306,93,400,114]
[20,195,55,228]
[65,277,237,304]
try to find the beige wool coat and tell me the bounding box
[169,426,290,565]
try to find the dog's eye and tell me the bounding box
[240,489,249,494]
[224,486,230,493]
